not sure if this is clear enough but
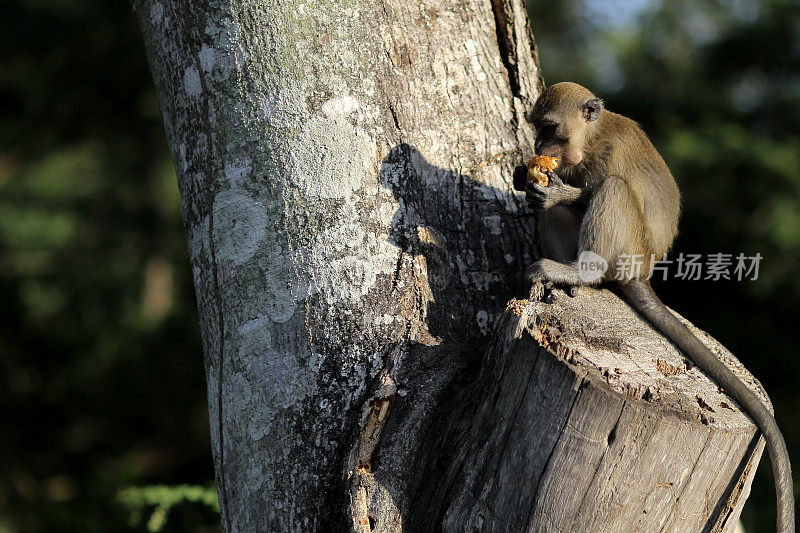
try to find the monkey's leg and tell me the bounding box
[578,176,649,281]
[528,177,648,285]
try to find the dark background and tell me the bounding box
[1,0,797,531]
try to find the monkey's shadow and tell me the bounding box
[380,143,535,346]
[368,143,537,525]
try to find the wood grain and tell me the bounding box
[425,282,766,532]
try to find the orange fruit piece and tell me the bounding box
[526,155,558,186]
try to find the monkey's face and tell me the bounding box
[532,115,583,165]
[531,83,604,167]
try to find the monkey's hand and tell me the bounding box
[525,173,583,210]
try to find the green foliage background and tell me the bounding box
[0,1,215,531]
[0,0,797,531]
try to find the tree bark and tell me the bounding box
[133,0,762,531]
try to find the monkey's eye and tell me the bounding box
[538,122,559,134]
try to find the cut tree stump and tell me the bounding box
[422,282,768,532]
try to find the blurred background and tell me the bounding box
[0,0,797,531]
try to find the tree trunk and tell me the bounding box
[416,283,764,533]
[133,0,762,530]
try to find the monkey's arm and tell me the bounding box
[526,173,590,210]
[526,258,582,285]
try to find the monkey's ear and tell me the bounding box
[582,98,604,122]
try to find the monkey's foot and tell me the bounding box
[526,259,581,286]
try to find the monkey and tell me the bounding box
[517,82,794,532]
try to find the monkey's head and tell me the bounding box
[530,82,604,167]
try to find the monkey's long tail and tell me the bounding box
[620,278,795,533]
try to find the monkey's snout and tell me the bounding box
[513,165,528,192]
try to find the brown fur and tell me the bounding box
[531,82,680,281]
